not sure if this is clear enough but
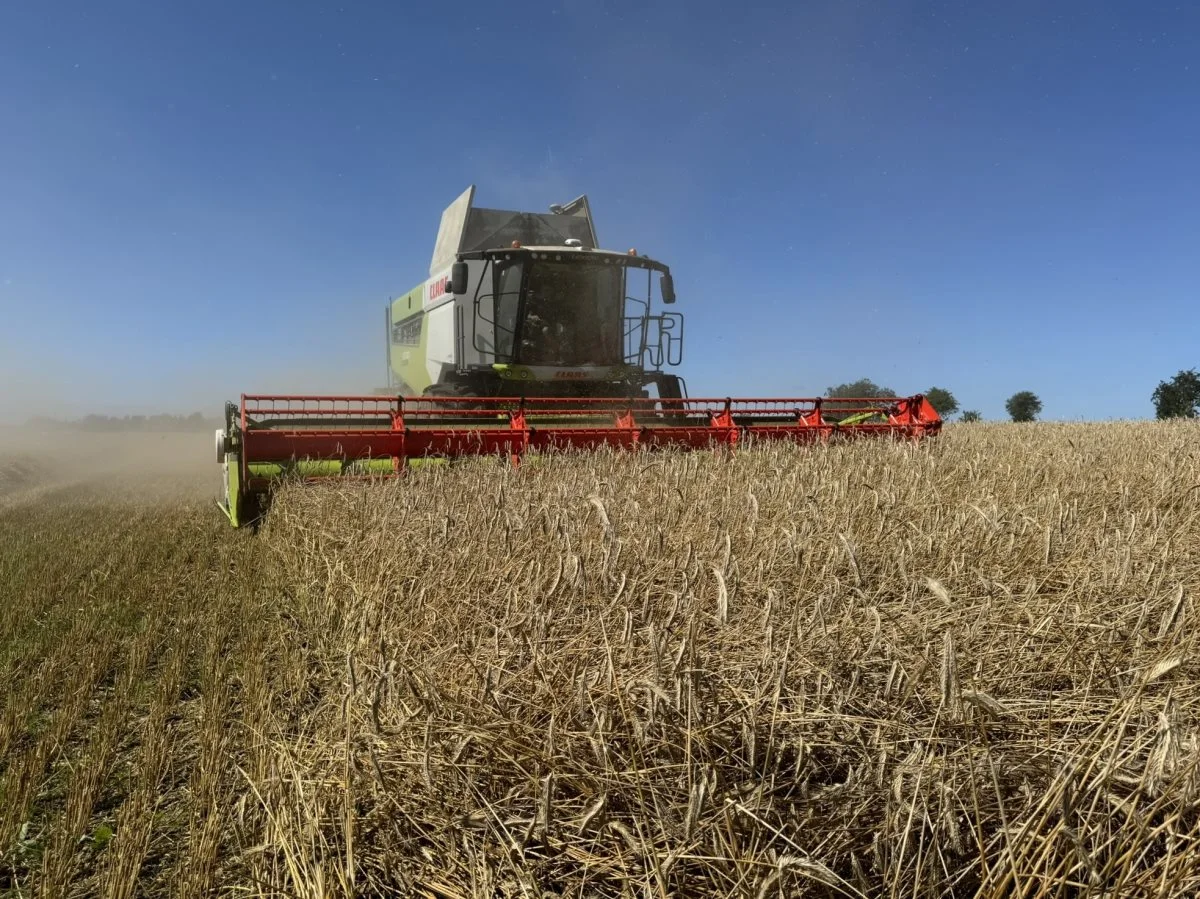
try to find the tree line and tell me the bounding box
[828,370,1200,423]
[825,378,1043,423]
[26,413,220,432]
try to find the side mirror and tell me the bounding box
[451,262,469,295]
[660,273,676,304]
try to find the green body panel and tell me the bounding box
[219,455,242,528]
[389,285,432,393]
[835,411,888,426]
[247,460,397,478]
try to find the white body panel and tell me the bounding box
[418,258,491,374]
[430,186,475,277]
[425,266,455,310]
[424,302,457,385]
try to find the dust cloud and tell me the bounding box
[0,428,216,510]
[0,350,382,513]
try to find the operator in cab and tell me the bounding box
[521,261,619,366]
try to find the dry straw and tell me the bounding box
[247,422,1200,897]
[2,422,1200,897]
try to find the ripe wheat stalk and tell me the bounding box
[2,423,1200,897]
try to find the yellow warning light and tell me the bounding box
[628,248,637,256]
[512,240,522,248]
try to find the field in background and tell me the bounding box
[2,423,1199,897]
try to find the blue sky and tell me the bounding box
[1,0,1197,422]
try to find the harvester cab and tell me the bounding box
[386,185,685,402]
[215,186,942,527]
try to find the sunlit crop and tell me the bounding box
[3,423,1200,896]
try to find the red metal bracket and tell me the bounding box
[614,407,641,450]
[391,402,406,472]
[509,400,529,468]
[710,398,738,452]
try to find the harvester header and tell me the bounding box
[215,186,941,526]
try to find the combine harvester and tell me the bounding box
[215,186,941,526]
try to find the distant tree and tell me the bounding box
[924,387,960,418]
[826,378,896,398]
[824,378,897,421]
[1151,369,1200,419]
[960,410,982,423]
[1005,391,1043,422]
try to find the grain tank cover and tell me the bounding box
[429,185,599,276]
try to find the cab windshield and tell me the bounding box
[493,258,625,366]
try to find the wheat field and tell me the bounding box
[2,422,1199,897]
